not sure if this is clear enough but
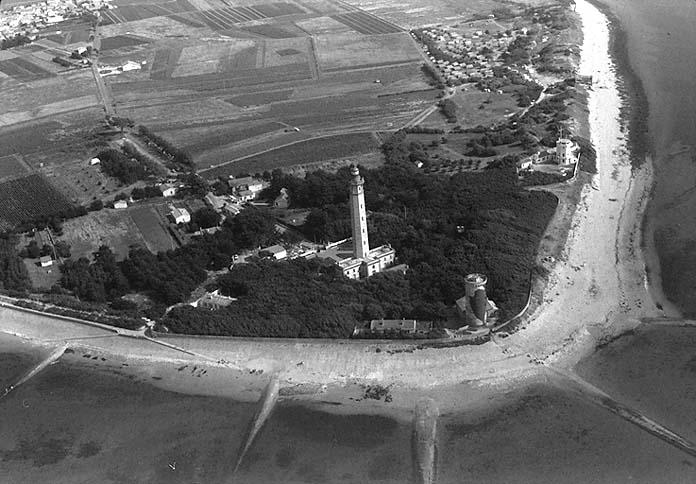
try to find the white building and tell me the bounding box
[339,166,396,279]
[555,137,579,165]
[122,60,141,72]
[90,157,101,165]
[114,199,128,209]
[169,206,190,224]
[260,244,287,260]
[159,184,177,197]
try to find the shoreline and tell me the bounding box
[0,0,660,417]
[587,0,682,320]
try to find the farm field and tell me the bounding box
[201,131,380,178]
[0,175,74,230]
[313,32,421,70]
[0,155,30,181]
[194,130,311,170]
[0,57,55,83]
[1,0,447,193]
[59,209,147,261]
[331,10,401,35]
[163,121,285,155]
[129,205,177,253]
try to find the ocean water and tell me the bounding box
[598,0,696,315]
[438,383,696,484]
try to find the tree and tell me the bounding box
[0,234,31,292]
[192,207,221,230]
[54,241,71,259]
[227,208,278,249]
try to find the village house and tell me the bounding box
[259,244,287,260]
[113,199,128,209]
[159,184,177,197]
[169,206,190,224]
[192,289,236,310]
[39,255,53,268]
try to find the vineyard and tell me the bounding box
[0,175,74,230]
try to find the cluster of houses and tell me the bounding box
[201,176,269,219]
[417,26,519,84]
[0,0,111,43]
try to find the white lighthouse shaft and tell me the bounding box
[349,166,370,259]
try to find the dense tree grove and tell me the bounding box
[163,132,557,336]
[97,149,150,184]
[0,234,30,293]
[137,125,193,168]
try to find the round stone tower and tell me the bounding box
[464,273,489,326]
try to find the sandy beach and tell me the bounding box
[0,0,661,416]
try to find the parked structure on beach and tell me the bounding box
[337,166,395,279]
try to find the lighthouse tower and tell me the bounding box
[349,165,369,259]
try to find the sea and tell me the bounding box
[3,0,696,482]
[599,0,696,316]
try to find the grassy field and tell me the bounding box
[59,209,147,260]
[129,205,177,253]
[226,89,294,106]
[165,121,284,155]
[202,132,380,178]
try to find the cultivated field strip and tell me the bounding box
[101,1,303,29]
[0,175,74,230]
[331,11,402,35]
[117,63,312,92]
[0,58,55,83]
[99,0,195,25]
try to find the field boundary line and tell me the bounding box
[198,130,376,174]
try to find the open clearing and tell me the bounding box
[59,209,146,260]
[202,132,380,178]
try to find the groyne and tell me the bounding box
[2,344,68,399]
[412,398,439,484]
[550,366,696,458]
[232,373,280,476]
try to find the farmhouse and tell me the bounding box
[39,255,53,268]
[158,184,177,197]
[259,244,287,260]
[192,289,236,310]
[114,199,128,209]
[228,176,266,199]
[169,206,190,224]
